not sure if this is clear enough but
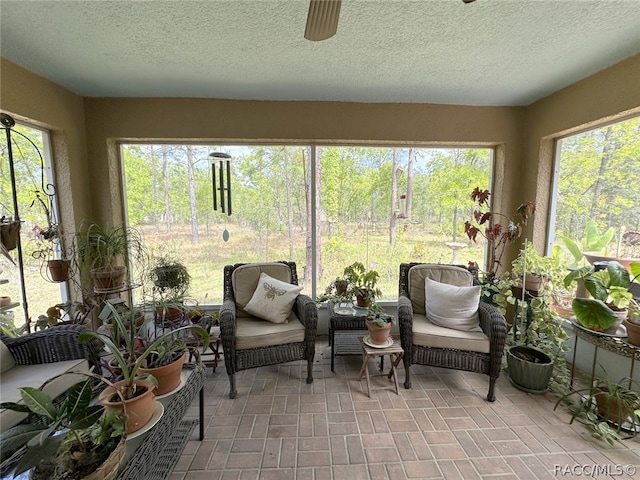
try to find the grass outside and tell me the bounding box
[1,223,486,331]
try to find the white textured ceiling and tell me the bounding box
[1,0,640,106]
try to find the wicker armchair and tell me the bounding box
[397,263,506,402]
[220,261,318,399]
[2,324,102,372]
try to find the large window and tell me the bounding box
[550,116,640,259]
[121,144,492,303]
[0,122,66,332]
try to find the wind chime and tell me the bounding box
[210,152,232,241]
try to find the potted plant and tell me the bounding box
[554,373,640,445]
[510,241,555,293]
[342,262,382,308]
[74,222,147,292]
[464,187,536,283]
[138,335,189,396]
[490,243,570,394]
[560,219,640,271]
[148,254,191,294]
[364,311,395,346]
[316,275,353,304]
[564,260,632,334]
[78,303,209,433]
[0,377,126,479]
[623,299,640,346]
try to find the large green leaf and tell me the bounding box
[560,235,584,262]
[68,404,104,430]
[0,423,46,453]
[583,275,609,302]
[563,265,593,288]
[572,298,618,330]
[584,218,615,252]
[629,262,640,282]
[65,379,94,421]
[15,435,63,475]
[19,387,57,420]
[607,261,631,289]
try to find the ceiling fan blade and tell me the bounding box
[304,0,341,41]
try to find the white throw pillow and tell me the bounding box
[424,277,482,332]
[1,339,16,372]
[244,272,303,324]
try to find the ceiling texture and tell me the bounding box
[1,0,640,106]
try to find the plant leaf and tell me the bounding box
[607,261,631,290]
[560,235,584,262]
[68,404,104,430]
[19,387,57,420]
[14,435,63,475]
[572,298,618,330]
[0,423,46,454]
[65,379,94,421]
[583,276,609,302]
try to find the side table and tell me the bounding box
[327,301,371,372]
[571,320,640,390]
[358,337,404,398]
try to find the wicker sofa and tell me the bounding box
[0,324,102,433]
[397,263,507,402]
[219,261,318,399]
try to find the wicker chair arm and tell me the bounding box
[3,325,101,372]
[219,297,237,374]
[294,294,318,339]
[477,302,507,350]
[397,294,414,358]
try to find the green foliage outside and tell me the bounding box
[2,117,640,329]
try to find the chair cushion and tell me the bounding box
[235,315,306,350]
[425,278,482,332]
[0,359,89,431]
[232,263,294,318]
[408,264,473,315]
[244,272,302,324]
[411,314,490,353]
[0,340,15,373]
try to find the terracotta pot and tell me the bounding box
[47,259,71,282]
[139,351,187,395]
[99,378,156,434]
[623,318,640,346]
[594,390,634,425]
[582,252,640,273]
[0,296,10,307]
[356,294,372,309]
[524,273,546,292]
[91,265,127,292]
[335,280,348,295]
[366,319,392,345]
[155,306,184,325]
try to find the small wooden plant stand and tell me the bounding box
[358,337,404,398]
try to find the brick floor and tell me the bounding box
[172,339,640,479]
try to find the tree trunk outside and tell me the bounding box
[389,148,399,247]
[590,126,613,220]
[162,146,171,234]
[186,146,199,245]
[406,147,414,219]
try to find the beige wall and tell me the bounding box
[0,58,91,237]
[83,98,524,225]
[523,53,640,254]
[2,53,640,274]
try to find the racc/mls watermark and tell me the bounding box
[553,464,637,476]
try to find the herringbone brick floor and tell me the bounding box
[175,339,640,479]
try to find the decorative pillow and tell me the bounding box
[424,277,482,332]
[244,272,303,324]
[1,339,16,372]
